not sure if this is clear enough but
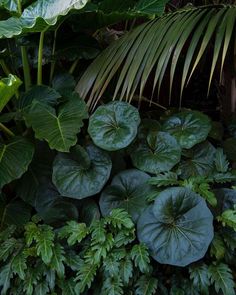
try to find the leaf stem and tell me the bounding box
[0,123,15,137]
[49,29,58,84]
[69,58,80,74]
[37,31,45,85]
[17,0,22,14]
[0,59,11,76]
[21,47,31,91]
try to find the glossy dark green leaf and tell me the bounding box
[135,0,169,15]
[162,111,211,149]
[25,93,88,152]
[100,169,151,222]
[79,199,100,225]
[0,74,22,112]
[0,0,89,38]
[179,142,216,179]
[0,136,34,189]
[52,145,112,199]
[52,73,76,98]
[137,187,214,266]
[131,131,181,174]
[223,138,236,161]
[88,101,140,151]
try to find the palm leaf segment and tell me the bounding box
[77,5,236,109]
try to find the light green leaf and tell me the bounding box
[131,244,150,273]
[137,187,214,266]
[25,94,88,152]
[135,275,158,295]
[0,0,89,38]
[59,221,88,246]
[106,208,134,229]
[88,101,140,151]
[217,207,236,231]
[0,136,34,189]
[197,182,217,207]
[52,145,112,199]
[0,74,22,112]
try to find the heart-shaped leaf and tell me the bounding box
[131,131,181,174]
[52,145,112,199]
[0,136,34,189]
[25,93,88,152]
[163,111,211,149]
[99,169,151,222]
[0,0,89,39]
[137,187,214,267]
[178,141,216,179]
[88,101,141,151]
[0,74,22,112]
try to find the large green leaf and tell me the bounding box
[0,0,89,39]
[162,111,211,149]
[0,74,22,112]
[25,93,88,152]
[131,131,181,173]
[0,0,18,13]
[0,136,34,188]
[88,101,140,151]
[135,0,169,15]
[137,187,214,266]
[99,169,151,222]
[52,145,112,199]
[178,141,216,179]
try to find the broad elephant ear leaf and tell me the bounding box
[0,0,89,38]
[131,131,181,174]
[137,187,214,267]
[0,136,34,189]
[52,145,112,199]
[24,93,88,152]
[88,101,141,151]
[99,169,152,222]
[0,74,22,112]
[162,111,211,149]
[178,141,216,179]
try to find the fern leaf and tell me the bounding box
[37,281,49,295]
[197,183,217,207]
[90,220,106,243]
[189,263,210,294]
[131,244,150,273]
[45,269,56,291]
[0,263,13,295]
[148,172,178,187]
[25,222,39,246]
[65,252,83,271]
[50,243,65,278]
[60,278,76,295]
[135,275,158,295]
[208,263,235,295]
[75,262,97,293]
[120,257,133,284]
[213,172,236,183]
[104,256,120,277]
[210,233,225,260]
[12,251,27,280]
[106,209,134,229]
[222,228,236,250]
[102,277,124,295]
[217,207,236,231]
[114,228,135,247]
[59,221,88,246]
[214,148,229,173]
[0,238,16,262]
[36,225,54,264]
[91,233,114,264]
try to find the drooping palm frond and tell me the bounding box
[76,5,236,110]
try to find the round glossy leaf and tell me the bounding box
[223,138,236,161]
[88,101,141,151]
[52,145,112,199]
[100,169,151,222]
[178,141,216,179]
[163,111,211,149]
[131,131,181,174]
[79,199,100,225]
[0,136,34,189]
[137,187,214,267]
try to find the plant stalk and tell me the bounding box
[21,47,31,91]
[0,123,15,137]
[49,29,58,84]
[69,58,80,75]
[37,31,45,85]
[0,59,11,76]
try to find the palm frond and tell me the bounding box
[76,5,236,109]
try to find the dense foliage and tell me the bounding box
[0,0,236,294]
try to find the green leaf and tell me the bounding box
[0,238,16,262]
[135,0,169,15]
[131,131,181,174]
[137,187,214,267]
[36,225,55,264]
[52,73,76,98]
[90,219,106,243]
[102,276,124,295]
[106,208,134,229]
[213,172,236,184]
[90,233,114,264]
[208,263,235,295]
[0,74,22,112]
[59,221,88,246]
[11,251,27,280]
[25,94,88,152]
[163,111,211,149]
[0,136,34,189]
[217,207,236,231]
[60,278,76,295]
[52,145,112,199]
[135,275,158,295]
[0,263,13,295]
[214,148,229,173]
[75,262,97,293]
[0,225,16,241]
[50,244,65,278]
[148,171,178,187]
[100,169,151,222]
[210,233,225,260]
[131,244,150,273]
[189,264,210,294]
[223,138,236,161]
[88,101,140,151]
[197,182,217,207]
[0,0,18,13]
[120,257,133,284]
[179,141,216,179]
[0,0,89,38]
